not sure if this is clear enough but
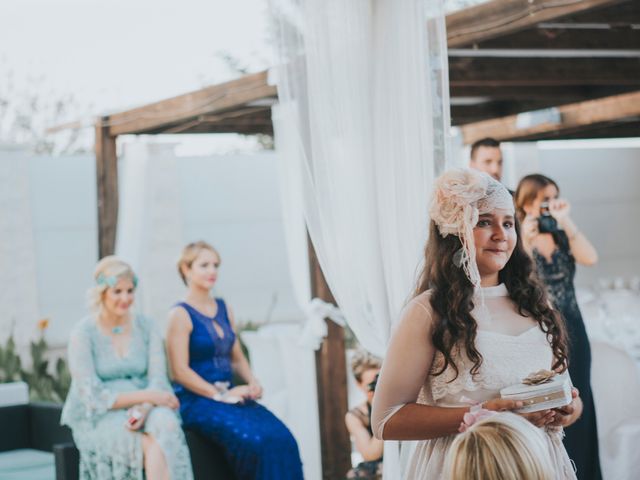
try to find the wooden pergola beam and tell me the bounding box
[95,119,118,258]
[449,57,640,87]
[153,108,274,135]
[107,71,276,136]
[474,25,640,51]
[445,0,628,48]
[533,120,640,140]
[450,85,636,101]
[460,90,640,144]
[450,85,640,125]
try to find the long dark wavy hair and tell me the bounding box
[415,218,568,379]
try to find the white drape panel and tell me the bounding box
[590,340,640,480]
[270,2,450,478]
[241,326,322,480]
[116,143,185,332]
[270,0,450,358]
[272,102,312,310]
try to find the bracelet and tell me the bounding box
[458,403,495,433]
[212,380,230,401]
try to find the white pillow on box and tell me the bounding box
[0,381,29,407]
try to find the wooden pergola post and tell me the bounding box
[308,236,352,480]
[95,117,118,258]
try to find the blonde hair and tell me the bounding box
[177,241,220,286]
[443,412,554,480]
[87,256,137,311]
[350,349,382,383]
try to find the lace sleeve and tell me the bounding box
[67,325,117,418]
[371,295,436,439]
[143,316,172,392]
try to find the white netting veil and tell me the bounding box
[429,168,514,288]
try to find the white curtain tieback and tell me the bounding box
[298,298,345,350]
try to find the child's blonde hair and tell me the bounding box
[177,241,220,286]
[86,256,137,311]
[350,349,382,383]
[443,412,554,480]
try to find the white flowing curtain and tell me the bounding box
[270,2,450,477]
[270,0,450,356]
[116,143,186,333]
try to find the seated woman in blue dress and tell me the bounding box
[166,241,304,480]
[61,256,193,480]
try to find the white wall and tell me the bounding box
[0,147,43,347]
[176,153,303,325]
[0,145,304,346]
[29,153,99,345]
[8,138,639,345]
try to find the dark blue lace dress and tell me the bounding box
[533,231,602,480]
[174,299,304,480]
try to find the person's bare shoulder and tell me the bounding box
[167,305,192,332]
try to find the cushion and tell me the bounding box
[0,449,55,480]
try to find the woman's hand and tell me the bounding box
[521,215,539,246]
[247,381,263,400]
[145,390,180,410]
[483,398,523,412]
[518,409,557,428]
[548,198,571,222]
[483,398,556,427]
[549,388,581,427]
[126,404,151,431]
[224,385,252,403]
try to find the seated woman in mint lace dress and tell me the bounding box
[166,241,303,480]
[61,256,193,480]
[372,169,582,479]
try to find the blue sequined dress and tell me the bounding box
[174,299,304,480]
[533,231,602,480]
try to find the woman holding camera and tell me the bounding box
[345,351,383,479]
[515,174,601,480]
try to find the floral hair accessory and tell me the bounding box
[429,168,514,288]
[522,369,556,386]
[97,273,138,289]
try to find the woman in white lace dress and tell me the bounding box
[371,169,581,479]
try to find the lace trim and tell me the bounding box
[428,330,551,402]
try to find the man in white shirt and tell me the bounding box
[469,137,503,182]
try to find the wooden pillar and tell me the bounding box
[308,235,352,480]
[95,118,118,258]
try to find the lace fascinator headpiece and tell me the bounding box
[429,168,514,288]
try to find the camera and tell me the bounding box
[367,374,379,393]
[537,201,558,234]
